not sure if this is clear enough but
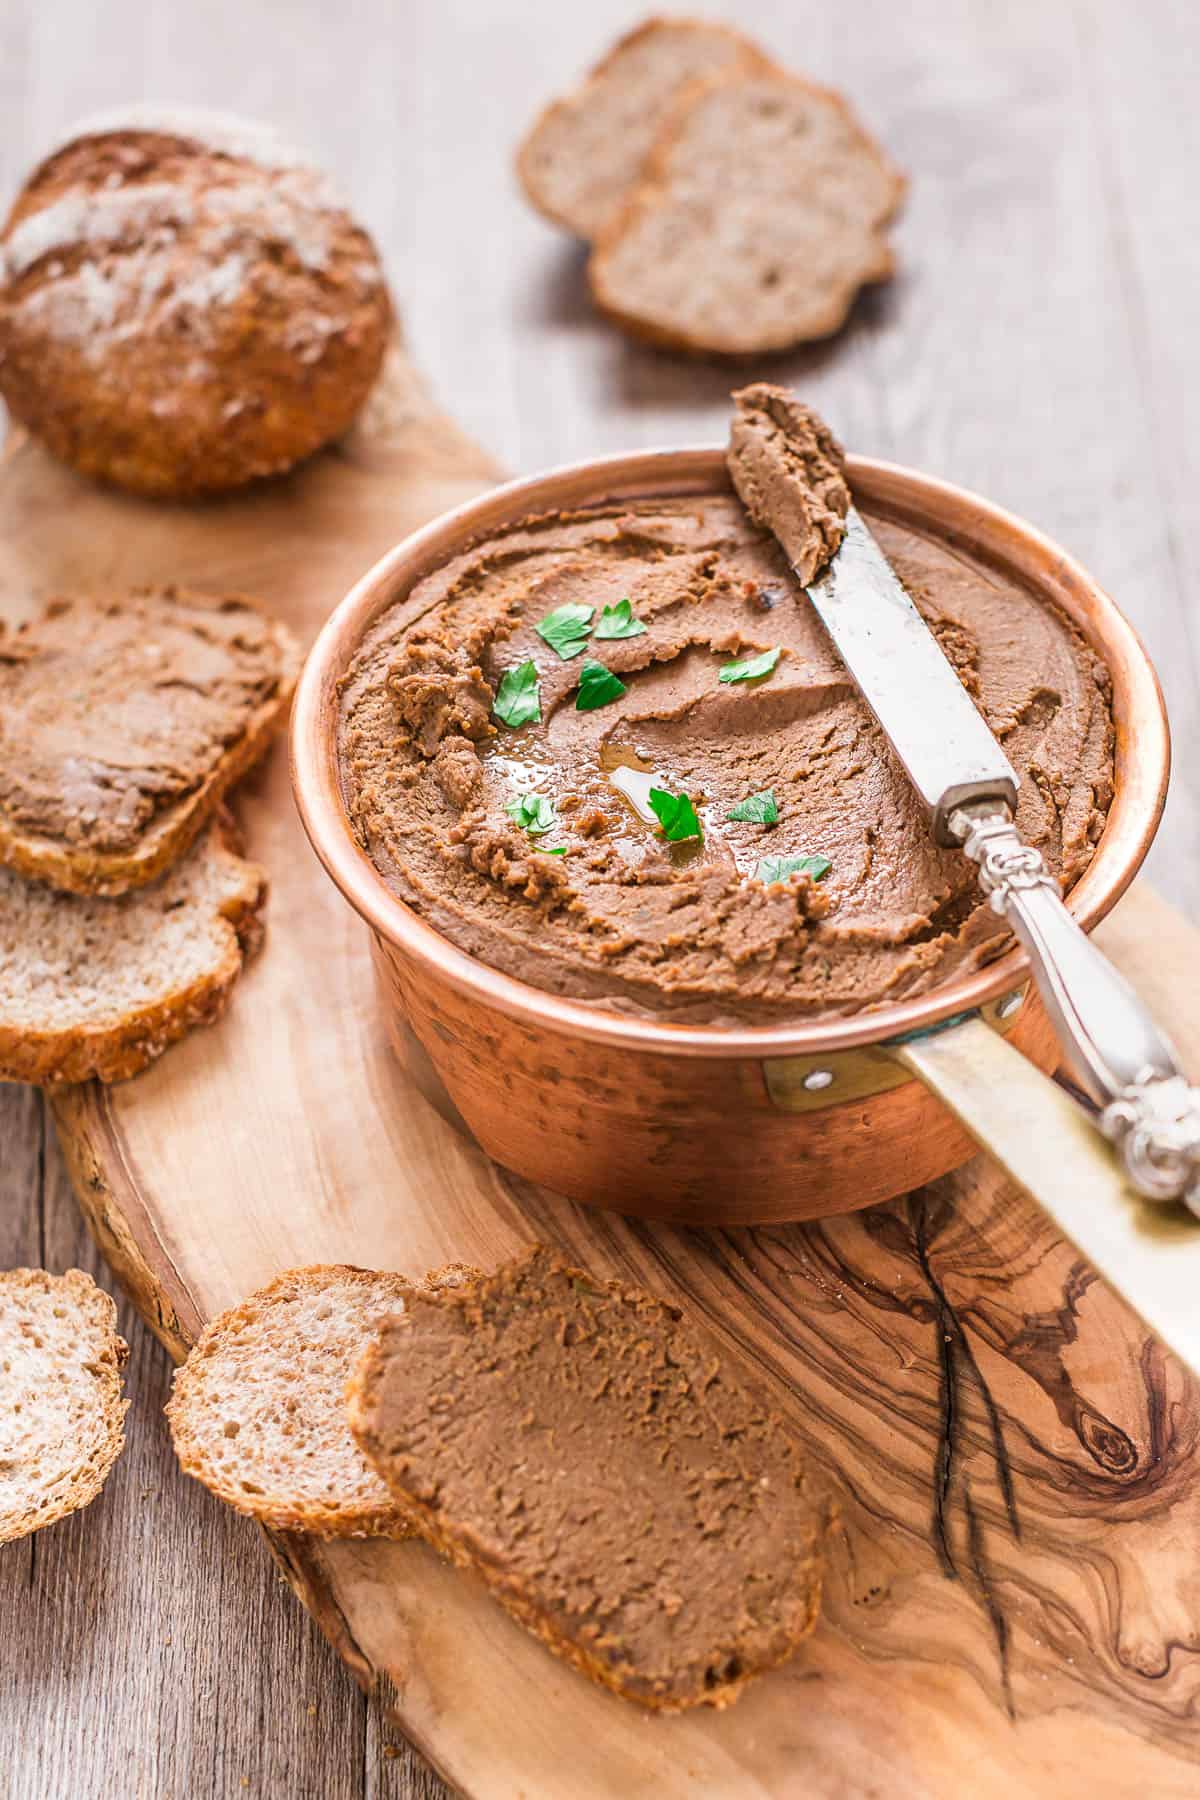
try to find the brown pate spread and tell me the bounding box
[0,588,288,854]
[349,1246,824,1710]
[726,382,850,579]
[340,403,1113,1025]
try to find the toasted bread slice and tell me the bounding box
[590,67,905,355]
[0,813,265,1084]
[0,587,299,896]
[167,1264,475,1539]
[517,17,771,241]
[348,1247,824,1712]
[0,1267,128,1543]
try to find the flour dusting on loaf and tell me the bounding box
[0,109,392,494]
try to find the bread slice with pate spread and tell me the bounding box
[348,1246,825,1711]
[517,17,772,241]
[0,587,298,896]
[167,1263,476,1539]
[0,812,266,1084]
[0,1267,128,1543]
[589,66,905,355]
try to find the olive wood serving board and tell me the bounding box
[3,352,1199,1799]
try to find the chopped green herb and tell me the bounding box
[719,646,781,685]
[594,597,647,640]
[492,660,541,729]
[575,658,627,711]
[726,788,779,825]
[536,846,568,855]
[755,852,832,885]
[505,793,557,836]
[648,787,702,842]
[536,602,594,660]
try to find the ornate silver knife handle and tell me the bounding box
[949,805,1200,1215]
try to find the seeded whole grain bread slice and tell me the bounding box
[590,66,906,355]
[0,1267,128,1543]
[0,812,265,1084]
[517,17,772,241]
[348,1245,825,1712]
[166,1263,476,1539]
[0,587,299,896]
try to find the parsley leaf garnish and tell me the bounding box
[648,788,702,842]
[719,646,781,685]
[726,789,779,825]
[505,793,557,836]
[536,602,594,660]
[493,660,541,729]
[575,659,627,711]
[594,597,647,640]
[755,853,832,884]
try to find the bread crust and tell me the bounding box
[589,66,907,356]
[167,1264,473,1539]
[517,16,773,239]
[0,116,392,497]
[0,813,266,1085]
[0,1267,129,1543]
[0,590,299,896]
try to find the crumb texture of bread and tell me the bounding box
[518,17,770,240]
[349,1245,824,1711]
[0,815,265,1083]
[0,109,392,496]
[166,1265,426,1539]
[0,588,299,895]
[727,384,851,582]
[590,67,905,355]
[0,1267,128,1543]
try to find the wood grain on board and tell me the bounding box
[2,342,1199,1798]
[0,1090,397,1800]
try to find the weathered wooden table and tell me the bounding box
[3,1,1198,1794]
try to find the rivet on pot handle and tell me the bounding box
[950,804,1200,1215]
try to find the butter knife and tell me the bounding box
[804,509,1200,1217]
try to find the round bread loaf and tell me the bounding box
[0,106,392,497]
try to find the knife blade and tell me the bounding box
[805,508,1019,843]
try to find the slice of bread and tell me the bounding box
[0,1267,128,1543]
[0,587,299,896]
[167,1264,474,1539]
[517,17,771,241]
[590,67,906,355]
[348,1246,825,1712]
[0,813,265,1084]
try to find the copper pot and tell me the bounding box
[291,452,1169,1225]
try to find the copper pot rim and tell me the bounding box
[291,448,1170,1060]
